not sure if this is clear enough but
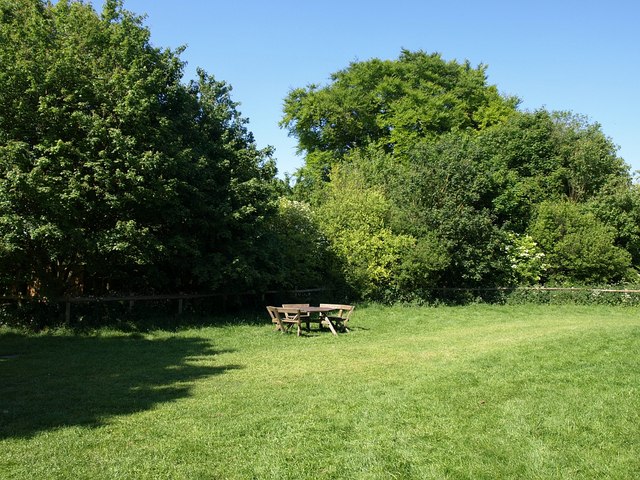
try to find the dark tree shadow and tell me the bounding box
[0,332,240,439]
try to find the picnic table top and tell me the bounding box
[284,306,334,313]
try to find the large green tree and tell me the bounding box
[281,49,519,185]
[0,0,277,297]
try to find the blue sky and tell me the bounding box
[93,0,639,177]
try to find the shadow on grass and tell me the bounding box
[64,307,275,333]
[0,331,240,439]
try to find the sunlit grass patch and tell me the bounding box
[1,304,638,479]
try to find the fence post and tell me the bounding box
[65,300,71,325]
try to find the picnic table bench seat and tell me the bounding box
[282,303,312,330]
[266,306,305,336]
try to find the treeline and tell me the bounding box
[282,51,640,302]
[1,1,639,317]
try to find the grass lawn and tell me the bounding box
[1,304,639,479]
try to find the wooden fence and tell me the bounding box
[425,286,640,303]
[426,286,640,294]
[2,286,638,324]
[0,288,332,324]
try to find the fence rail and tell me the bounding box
[0,288,332,323]
[428,287,640,293]
[1,286,638,324]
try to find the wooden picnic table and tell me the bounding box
[267,304,354,336]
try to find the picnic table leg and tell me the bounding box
[324,317,338,336]
[275,317,285,333]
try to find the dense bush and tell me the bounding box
[505,286,640,307]
[529,201,632,284]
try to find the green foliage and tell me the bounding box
[504,233,548,285]
[314,167,403,300]
[4,5,634,314]
[259,198,336,290]
[314,164,448,301]
[529,201,632,284]
[588,178,640,266]
[506,286,640,306]
[283,51,635,300]
[480,110,627,232]
[394,233,450,300]
[0,0,278,298]
[281,49,519,181]
[391,136,512,289]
